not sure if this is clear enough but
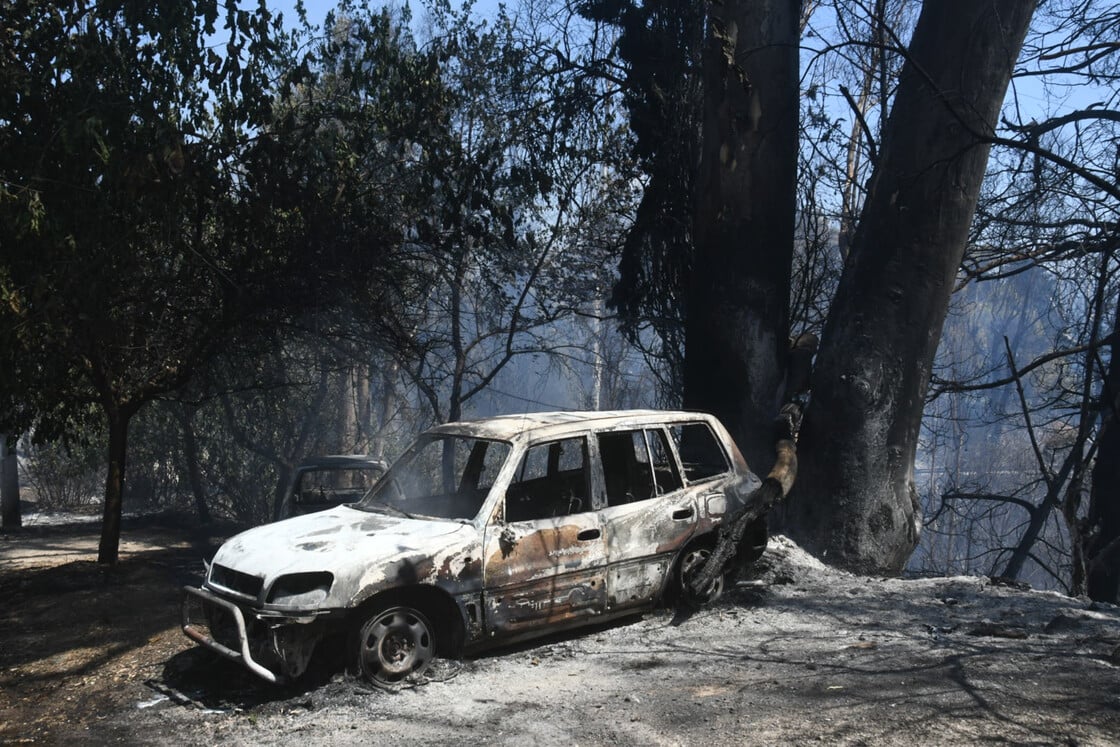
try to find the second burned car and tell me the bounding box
[182,410,761,686]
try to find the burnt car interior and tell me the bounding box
[671,423,731,481]
[598,429,683,505]
[504,437,590,521]
[363,436,510,520]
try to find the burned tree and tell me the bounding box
[1087,304,1120,602]
[786,1,1036,572]
[685,0,801,477]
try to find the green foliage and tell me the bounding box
[0,0,350,559]
[0,0,294,437]
[0,0,645,528]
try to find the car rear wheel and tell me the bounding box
[355,605,435,686]
[678,546,723,604]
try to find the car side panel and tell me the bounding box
[481,512,608,635]
[599,491,697,612]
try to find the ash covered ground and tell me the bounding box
[58,535,1120,746]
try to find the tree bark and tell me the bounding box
[98,404,137,565]
[1087,305,1120,602]
[355,363,372,453]
[787,0,1035,573]
[175,405,211,525]
[1,433,21,529]
[685,0,800,477]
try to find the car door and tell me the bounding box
[482,436,608,635]
[597,427,697,613]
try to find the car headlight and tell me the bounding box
[266,572,334,607]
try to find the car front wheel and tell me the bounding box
[355,605,435,686]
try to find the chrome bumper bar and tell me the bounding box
[180,586,285,685]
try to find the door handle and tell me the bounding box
[672,507,694,521]
[577,528,601,541]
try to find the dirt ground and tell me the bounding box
[2,516,1118,746]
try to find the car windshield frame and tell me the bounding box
[354,433,512,522]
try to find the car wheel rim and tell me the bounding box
[360,607,434,684]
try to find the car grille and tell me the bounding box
[209,564,264,599]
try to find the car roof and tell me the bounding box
[425,409,721,442]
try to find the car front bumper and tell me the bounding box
[180,585,286,684]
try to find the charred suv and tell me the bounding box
[182,410,761,686]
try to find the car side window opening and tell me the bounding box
[457,438,506,495]
[671,423,731,482]
[598,429,682,506]
[504,437,590,522]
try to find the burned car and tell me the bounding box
[274,454,388,521]
[182,410,761,686]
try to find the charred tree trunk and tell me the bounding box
[1,433,21,529]
[1001,501,1053,582]
[685,0,800,477]
[1087,306,1120,602]
[999,336,1094,584]
[787,1,1034,573]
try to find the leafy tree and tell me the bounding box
[23,0,638,530]
[578,0,706,399]
[365,1,631,424]
[0,0,306,563]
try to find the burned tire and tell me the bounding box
[355,605,435,686]
[678,545,723,605]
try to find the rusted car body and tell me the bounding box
[182,410,759,685]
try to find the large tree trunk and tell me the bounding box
[787,1,1035,573]
[688,335,816,601]
[1,433,21,529]
[684,0,800,477]
[1087,307,1120,602]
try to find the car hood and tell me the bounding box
[208,506,481,603]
